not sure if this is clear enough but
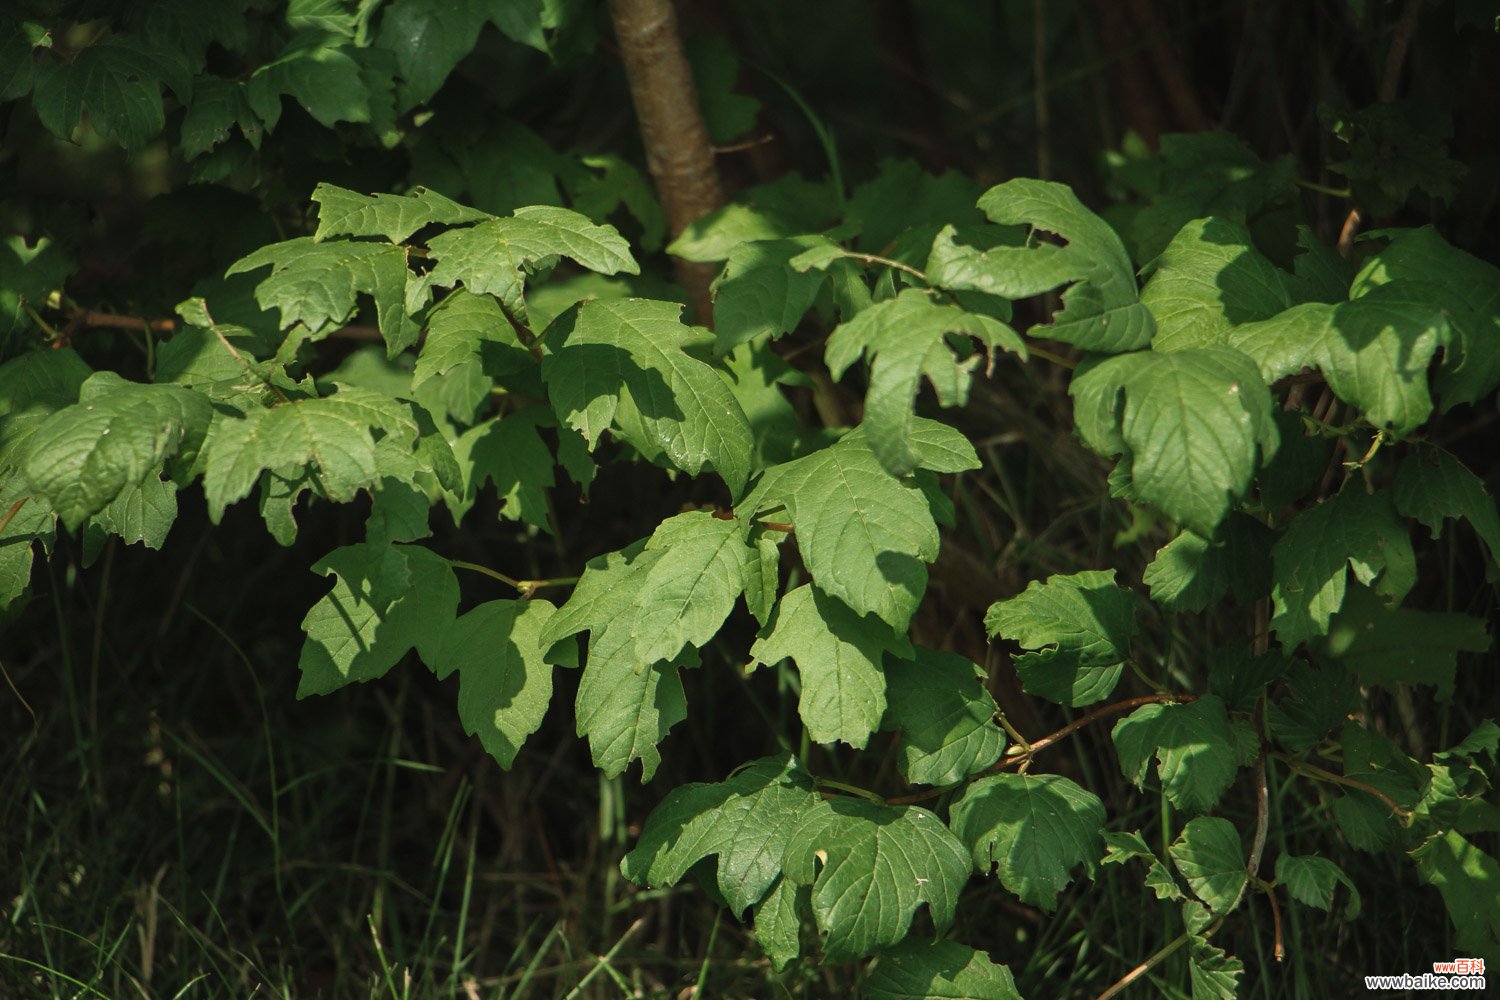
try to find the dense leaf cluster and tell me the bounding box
[3,2,1498,994]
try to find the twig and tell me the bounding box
[64,307,383,342]
[1272,752,1414,819]
[1263,882,1286,961]
[1097,931,1189,1000]
[448,560,579,599]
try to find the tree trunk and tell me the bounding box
[606,0,723,325]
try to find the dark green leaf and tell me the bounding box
[782,797,970,961]
[1113,697,1238,813]
[1270,489,1415,647]
[950,772,1105,910]
[984,570,1139,707]
[1070,345,1279,537]
[883,648,1005,786]
[1169,817,1245,914]
[864,939,1021,1000]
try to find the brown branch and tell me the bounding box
[1272,752,1414,819]
[69,309,382,342]
[1264,882,1286,962]
[1379,0,1425,103]
[605,0,724,326]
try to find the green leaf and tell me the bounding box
[539,543,698,779]
[1187,932,1244,1000]
[971,178,1155,352]
[1140,216,1293,352]
[825,289,1022,476]
[0,19,39,103]
[1070,345,1278,537]
[1169,817,1246,914]
[0,479,54,610]
[1143,515,1274,613]
[312,183,489,243]
[1275,854,1361,918]
[632,511,755,666]
[1258,409,1334,512]
[1266,661,1359,753]
[228,237,420,353]
[864,939,1021,1000]
[1393,445,1500,571]
[297,543,459,696]
[201,387,431,520]
[711,237,833,355]
[1103,130,1298,264]
[85,474,178,553]
[752,876,806,970]
[782,797,970,961]
[1352,226,1500,408]
[1101,830,1183,901]
[741,430,939,629]
[668,175,841,263]
[541,298,753,497]
[984,570,1139,707]
[20,374,210,530]
[1270,488,1415,647]
[1224,283,1446,435]
[425,599,573,768]
[1410,829,1500,960]
[685,33,760,144]
[447,408,555,529]
[1319,586,1489,698]
[374,0,521,109]
[620,754,819,916]
[180,77,263,159]
[414,289,530,392]
[426,206,637,322]
[847,159,985,253]
[883,648,1005,786]
[950,772,1106,910]
[1113,697,1238,813]
[32,37,192,153]
[1,235,75,349]
[752,584,909,749]
[0,349,92,474]
[247,33,371,130]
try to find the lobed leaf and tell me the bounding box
[752,584,911,749]
[825,288,1023,476]
[882,648,1006,786]
[970,178,1155,352]
[950,772,1106,910]
[1113,696,1238,813]
[425,599,574,768]
[541,297,753,497]
[984,570,1139,707]
[1070,345,1278,537]
[782,797,971,961]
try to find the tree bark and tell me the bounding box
[606,0,723,325]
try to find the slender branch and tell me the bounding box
[1016,691,1196,758]
[1096,931,1189,1000]
[1263,881,1286,961]
[63,307,382,342]
[448,560,578,599]
[1272,752,1414,819]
